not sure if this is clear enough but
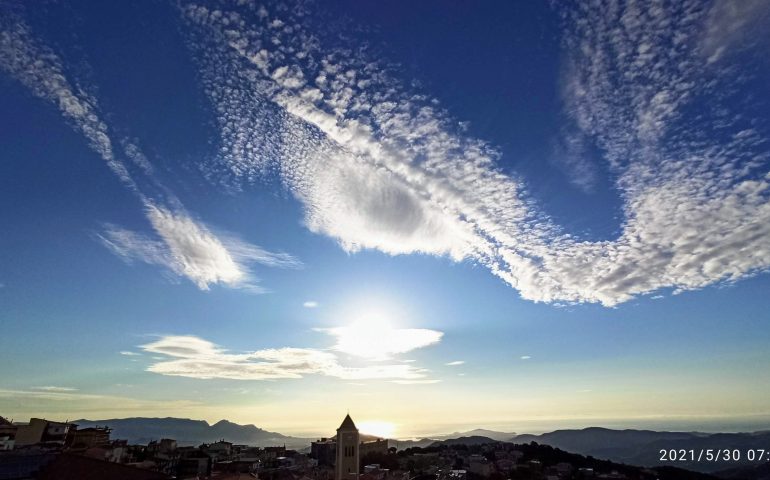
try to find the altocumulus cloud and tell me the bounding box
[140,334,437,381]
[183,0,770,306]
[4,2,770,306]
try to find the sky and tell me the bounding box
[1,0,770,439]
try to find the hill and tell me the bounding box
[511,427,770,473]
[429,435,498,447]
[400,440,719,480]
[434,428,516,442]
[73,417,312,449]
[714,461,770,480]
[391,429,515,450]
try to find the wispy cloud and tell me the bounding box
[391,379,441,385]
[4,2,768,307]
[699,0,770,64]
[520,355,531,361]
[552,128,599,193]
[303,301,319,308]
[141,334,435,381]
[98,204,299,292]
[445,360,465,366]
[183,0,770,307]
[0,388,200,416]
[119,351,141,356]
[0,11,299,295]
[0,13,132,187]
[31,386,78,392]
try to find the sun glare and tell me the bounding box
[326,320,443,360]
[357,421,396,439]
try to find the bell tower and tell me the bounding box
[335,414,359,480]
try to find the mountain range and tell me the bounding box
[72,418,770,474]
[510,427,770,474]
[73,417,313,449]
[391,428,517,450]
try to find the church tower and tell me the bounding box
[335,414,359,480]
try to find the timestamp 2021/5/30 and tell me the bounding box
[659,448,770,463]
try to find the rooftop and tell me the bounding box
[337,414,357,431]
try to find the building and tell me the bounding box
[147,438,177,455]
[437,470,467,480]
[311,437,336,466]
[68,426,111,449]
[14,418,75,447]
[37,453,172,480]
[335,414,359,480]
[177,449,211,479]
[202,439,233,462]
[0,416,17,451]
[467,454,492,477]
[360,438,388,458]
[314,425,387,470]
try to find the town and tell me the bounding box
[0,414,707,480]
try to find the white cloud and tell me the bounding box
[183,0,770,307]
[0,14,134,188]
[31,386,78,392]
[0,13,297,296]
[445,360,465,366]
[0,388,200,417]
[552,128,598,193]
[303,301,319,308]
[119,351,141,356]
[520,356,531,360]
[141,335,434,381]
[319,324,443,360]
[391,379,441,385]
[699,0,770,63]
[98,203,299,292]
[5,3,768,308]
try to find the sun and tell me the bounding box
[357,420,396,439]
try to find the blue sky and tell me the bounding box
[1,0,770,437]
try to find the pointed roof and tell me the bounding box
[337,414,357,431]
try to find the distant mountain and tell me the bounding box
[389,438,437,450]
[390,429,515,450]
[70,418,770,475]
[406,438,719,480]
[511,427,770,473]
[73,417,313,449]
[74,418,513,452]
[512,427,703,456]
[429,435,497,447]
[434,428,516,442]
